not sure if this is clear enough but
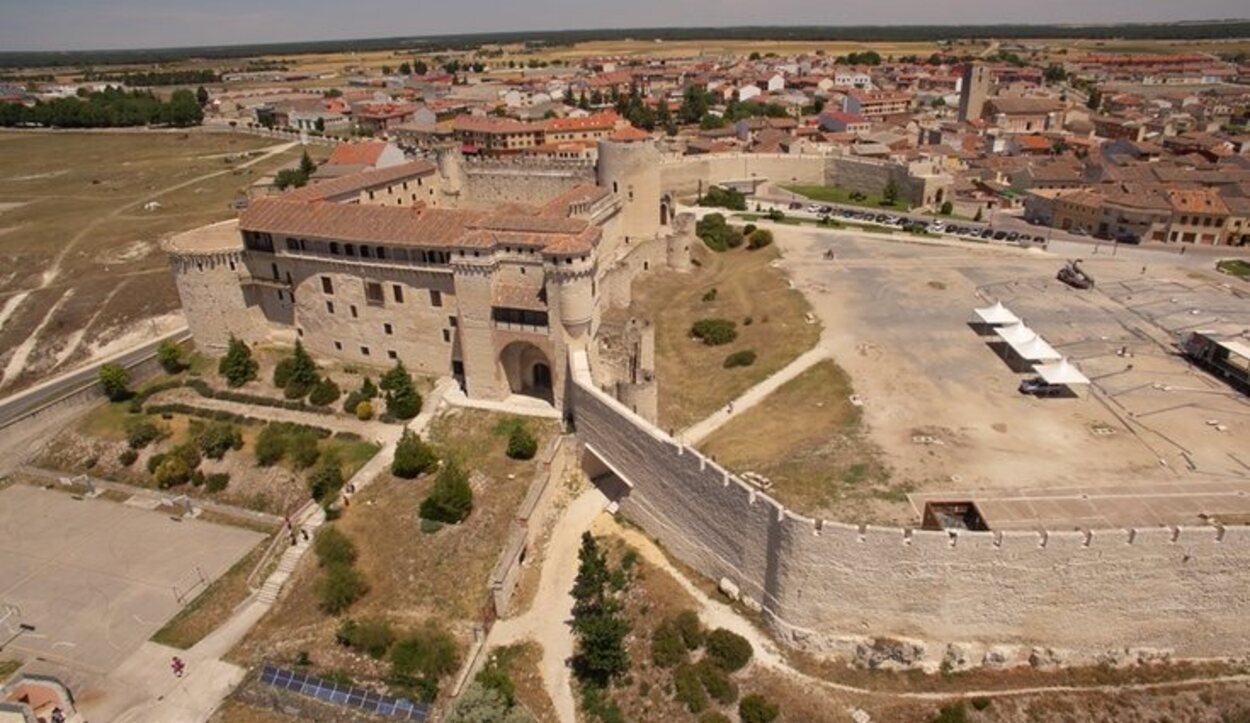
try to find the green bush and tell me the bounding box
[196,421,242,460]
[706,628,753,672]
[146,452,167,474]
[289,433,322,470]
[747,228,774,249]
[674,610,705,649]
[154,455,192,488]
[125,418,163,449]
[651,621,688,668]
[98,363,131,401]
[506,425,538,460]
[419,458,473,524]
[317,563,368,614]
[765,207,785,222]
[381,361,422,420]
[170,442,201,470]
[694,659,737,704]
[308,457,345,504]
[931,703,968,723]
[272,357,295,389]
[742,223,757,236]
[157,341,185,374]
[117,448,138,467]
[691,318,737,346]
[336,618,396,659]
[699,713,732,723]
[389,624,460,698]
[254,425,286,466]
[218,335,258,387]
[673,663,708,714]
[355,399,374,420]
[342,390,365,416]
[696,213,744,252]
[698,186,747,211]
[314,525,358,566]
[739,694,779,723]
[204,472,230,493]
[392,429,437,479]
[723,350,757,368]
[701,288,718,302]
[308,377,341,406]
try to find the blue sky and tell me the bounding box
[1,0,1247,52]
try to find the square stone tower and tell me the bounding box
[958,64,990,123]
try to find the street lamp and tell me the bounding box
[0,623,35,652]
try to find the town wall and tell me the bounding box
[568,350,1250,665]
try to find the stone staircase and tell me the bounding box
[256,504,325,605]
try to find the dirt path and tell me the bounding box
[484,487,611,723]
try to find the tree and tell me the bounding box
[380,360,422,419]
[157,340,184,373]
[392,429,437,478]
[882,179,900,206]
[308,456,345,504]
[283,340,319,398]
[298,150,317,177]
[739,694,780,723]
[195,86,209,107]
[154,455,192,489]
[1043,64,1068,84]
[506,424,538,460]
[399,61,412,75]
[218,335,258,387]
[1086,87,1103,112]
[747,228,774,250]
[419,458,473,523]
[705,628,753,671]
[570,533,630,686]
[317,563,367,614]
[940,200,954,216]
[413,60,428,75]
[308,377,341,406]
[196,422,242,460]
[98,363,131,401]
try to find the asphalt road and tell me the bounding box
[0,327,189,429]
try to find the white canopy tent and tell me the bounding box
[994,323,1036,346]
[1033,358,1090,386]
[1012,335,1062,362]
[973,301,1020,326]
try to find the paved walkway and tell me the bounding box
[442,384,562,419]
[98,378,456,723]
[483,487,611,723]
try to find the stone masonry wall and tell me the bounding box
[459,165,595,209]
[568,350,1250,665]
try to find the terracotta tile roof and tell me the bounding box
[608,126,651,142]
[239,198,483,248]
[546,112,622,132]
[452,115,545,134]
[986,97,1064,115]
[326,141,388,167]
[493,283,547,310]
[1165,188,1230,215]
[280,160,435,202]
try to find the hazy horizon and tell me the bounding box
[1,0,1248,53]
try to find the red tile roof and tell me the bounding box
[326,141,388,167]
[281,160,435,202]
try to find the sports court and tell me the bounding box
[0,484,264,675]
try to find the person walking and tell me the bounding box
[171,656,185,678]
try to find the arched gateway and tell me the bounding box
[499,342,553,402]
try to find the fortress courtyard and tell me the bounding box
[716,224,1250,530]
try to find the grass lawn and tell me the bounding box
[487,642,558,723]
[783,183,908,211]
[1217,259,1250,281]
[735,213,941,238]
[699,360,897,522]
[625,243,819,431]
[151,537,270,649]
[228,409,558,686]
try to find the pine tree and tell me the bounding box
[299,150,317,178]
[392,428,437,479]
[381,360,422,419]
[218,335,258,387]
[284,340,320,398]
[419,458,472,523]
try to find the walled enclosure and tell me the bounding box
[568,350,1250,666]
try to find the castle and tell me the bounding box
[166,135,686,410]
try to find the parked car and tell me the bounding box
[980,229,995,239]
[993,230,1008,240]
[788,202,804,210]
[1006,231,1020,241]
[1019,377,1066,397]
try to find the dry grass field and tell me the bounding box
[0,131,324,393]
[623,242,820,431]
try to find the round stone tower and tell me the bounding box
[163,219,264,350]
[596,137,662,244]
[433,142,464,207]
[545,250,596,342]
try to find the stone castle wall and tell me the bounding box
[568,350,1250,666]
[458,160,595,209]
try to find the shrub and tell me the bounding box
[474,654,517,706]
[254,425,286,466]
[747,228,774,249]
[381,361,422,420]
[204,472,230,492]
[157,341,185,374]
[218,335,258,387]
[694,659,737,704]
[146,452,167,474]
[419,458,472,524]
[940,200,954,216]
[723,350,757,368]
[392,429,437,479]
[336,618,396,659]
[970,697,991,711]
[308,457,345,504]
[389,624,460,697]
[99,363,131,401]
[696,213,744,252]
[765,207,785,222]
[739,694,779,723]
[342,390,365,415]
[154,455,192,488]
[651,621,688,668]
[446,681,528,723]
[691,318,737,346]
[742,223,757,235]
[506,425,538,461]
[196,421,242,460]
[318,563,368,614]
[117,448,138,467]
[314,525,358,566]
[674,610,704,650]
[272,357,295,389]
[289,433,321,469]
[698,186,747,211]
[308,376,341,406]
[701,288,718,302]
[706,628,753,672]
[931,703,968,723]
[125,418,162,449]
[673,663,708,714]
[355,399,374,420]
[699,714,732,723]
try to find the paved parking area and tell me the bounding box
[0,484,263,675]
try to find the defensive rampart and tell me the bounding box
[568,349,1250,667]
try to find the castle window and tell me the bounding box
[376,246,386,259]
[393,285,404,303]
[448,316,457,328]
[334,341,342,350]
[442,329,451,343]
[285,238,299,251]
[384,323,393,335]
[361,246,372,258]
[277,290,284,301]
[365,282,384,306]
[326,301,335,314]
[286,271,293,285]
[368,191,375,200]
[350,305,358,318]
[345,244,356,257]
[229,260,236,271]
[360,345,370,356]
[429,290,443,307]
[297,328,303,337]
[329,242,340,255]
[271,263,280,280]
[388,350,398,360]
[321,276,333,294]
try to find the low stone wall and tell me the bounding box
[568,349,1250,668]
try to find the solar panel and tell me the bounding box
[258,664,428,721]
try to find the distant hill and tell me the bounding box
[2,21,1248,69]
